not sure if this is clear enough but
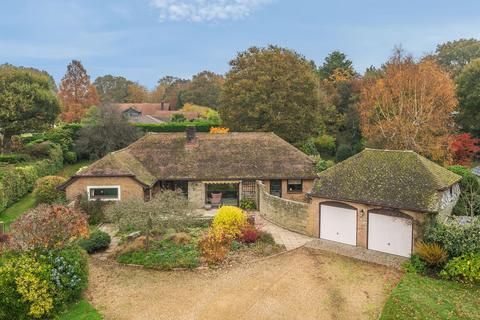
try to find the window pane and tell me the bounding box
[90,187,119,199]
[287,180,302,192]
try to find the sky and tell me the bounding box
[1,0,480,89]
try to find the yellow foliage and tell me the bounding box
[210,127,230,134]
[417,241,448,266]
[212,206,247,238]
[182,103,212,118]
[198,228,231,264]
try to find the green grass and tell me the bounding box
[0,192,36,231]
[380,272,480,319]
[56,299,102,320]
[57,160,93,178]
[117,239,200,270]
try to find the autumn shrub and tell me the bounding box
[240,225,259,244]
[79,230,111,253]
[198,228,231,264]
[416,241,448,267]
[9,204,89,251]
[34,175,67,204]
[440,253,480,283]
[212,206,247,239]
[0,246,88,319]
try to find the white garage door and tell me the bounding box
[368,212,412,257]
[320,204,357,246]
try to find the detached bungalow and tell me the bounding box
[59,129,317,207]
[306,149,461,257]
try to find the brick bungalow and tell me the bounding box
[59,129,317,207]
[306,149,461,257]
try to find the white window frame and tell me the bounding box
[87,185,121,201]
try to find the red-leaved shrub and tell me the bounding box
[240,225,259,244]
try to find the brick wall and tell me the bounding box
[257,181,311,235]
[65,177,145,201]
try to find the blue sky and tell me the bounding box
[1,0,480,88]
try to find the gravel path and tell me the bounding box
[86,248,401,320]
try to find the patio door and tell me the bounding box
[270,180,282,197]
[205,182,240,206]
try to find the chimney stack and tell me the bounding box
[186,126,196,142]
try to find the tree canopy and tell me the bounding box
[317,51,356,80]
[455,59,480,137]
[358,55,457,163]
[180,71,224,109]
[93,75,132,103]
[431,38,480,77]
[58,60,100,123]
[219,45,323,143]
[0,64,60,149]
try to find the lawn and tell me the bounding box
[380,272,480,319]
[56,299,102,320]
[0,160,93,230]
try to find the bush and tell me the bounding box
[313,134,336,155]
[171,113,187,122]
[403,253,427,273]
[425,218,480,258]
[313,156,334,173]
[79,230,111,253]
[335,144,353,162]
[133,119,221,133]
[440,253,480,283]
[0,153,31,164]
[447,165,480,216]
[240,225,259,244]
[77,196,105,225]
[34,175,67,204]
[198,228,230,264]
[258,231,275,245]
[9,204,89,251]
[212,206,247,239]
[0,246,88,319]
[295,139,319,156]
[64,151,77,164]
[239,198,256,210]
[416,241,448,267]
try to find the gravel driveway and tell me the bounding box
[87,248,401,320]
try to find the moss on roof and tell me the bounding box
[74,132,316,185]
[310,149,462,213]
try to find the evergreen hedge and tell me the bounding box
[133,119,221,133]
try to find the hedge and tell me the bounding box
[133,119,221,133]
[0,143,63,212]
[0,154,31,164]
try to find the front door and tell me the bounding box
[270,180,282,197]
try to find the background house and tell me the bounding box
[115,103,200,123]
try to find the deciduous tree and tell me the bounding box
[58,60,100,122]
[450,133,480,165]
[180,71,224,109]
[455,59,480,137]
[220,45,323,143]
[94,74,132,103]
[358,53,457,163]
[431,38,480,77]
[0,64,60,150]
[124,82,148,103]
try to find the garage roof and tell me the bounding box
[310,149,462,213]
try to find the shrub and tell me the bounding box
[296,139,319,156]
[0,247,88,319]
[240,225,259,244]
[403,253,427,274]
[425,218,480,257]
[34,175,67,204]
[212,206,247,239]
[416,241,448,267]
[0,153,31,164]
[9,204,89,251]
[64,151,77,164]
[79,230,111,253]
[198,228,230,264]
[447,166,480,217]
[440,253,480,283]
[240,198,256,210]
[335,144,352,162]
[258,231,275,245]
[76,195,105,225]
[313,156,334,173]
[313,134,336,155]
[171,113,187,122]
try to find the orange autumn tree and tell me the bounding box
[58,60,100,122]
[358,53,457,163]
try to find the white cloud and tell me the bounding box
[151,0,271,22]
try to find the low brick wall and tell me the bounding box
[257,181,310,235]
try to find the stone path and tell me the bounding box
[255,213,313,250]
[305,239,408,270]
[95,224,120,259]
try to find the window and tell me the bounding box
[242,180,256,199]
[87,186,120,201]
[287,179,302,193]
[270,180,282,197]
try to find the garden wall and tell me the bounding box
[257,181,310,235]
